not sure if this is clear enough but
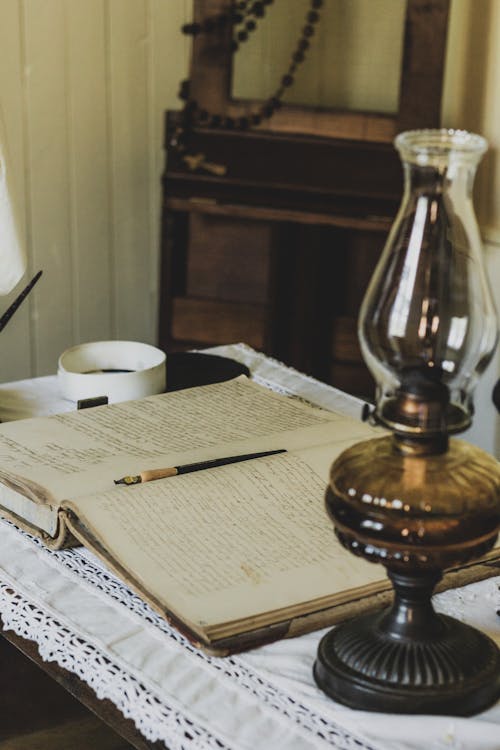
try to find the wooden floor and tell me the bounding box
[0,638,132,749]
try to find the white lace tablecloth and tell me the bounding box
[0,343,499,750]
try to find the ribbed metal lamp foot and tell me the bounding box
[314,609,500,716]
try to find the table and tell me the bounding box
[0,343,499,750]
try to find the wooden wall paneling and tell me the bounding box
[0,0,191,379]
[23,0,74,376]
[107,0,153,343]
[445,0,500,232]
[66,0,113,344]
[0,0,32,380]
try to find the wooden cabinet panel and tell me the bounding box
[171,297,267,350]
[330,362,375,401]
[158,1,450,397]
[331,317,363,363]
[186,214,273,304]
[160,188,391,396]
[0,637,132,748]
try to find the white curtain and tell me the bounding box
[0,107,26,295]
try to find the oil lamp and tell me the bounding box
[314,130,500,715]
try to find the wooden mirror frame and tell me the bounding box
[189,0,450,143]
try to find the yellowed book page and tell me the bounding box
[66,450,384,634]
[0,376,377,507]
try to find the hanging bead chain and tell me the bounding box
[175,0,323,144]
[182,0,271,50]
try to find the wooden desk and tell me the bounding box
[0,634,152,749]
[0,345,498,750]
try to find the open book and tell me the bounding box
[0,376,498,655]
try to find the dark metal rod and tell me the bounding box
[0,270,42,334]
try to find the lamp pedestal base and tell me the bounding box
[314,571,500,715]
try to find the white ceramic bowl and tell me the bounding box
[58,341,166,403]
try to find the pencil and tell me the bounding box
[114,448,287,485]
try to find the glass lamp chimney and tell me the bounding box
[359,129,498,440]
